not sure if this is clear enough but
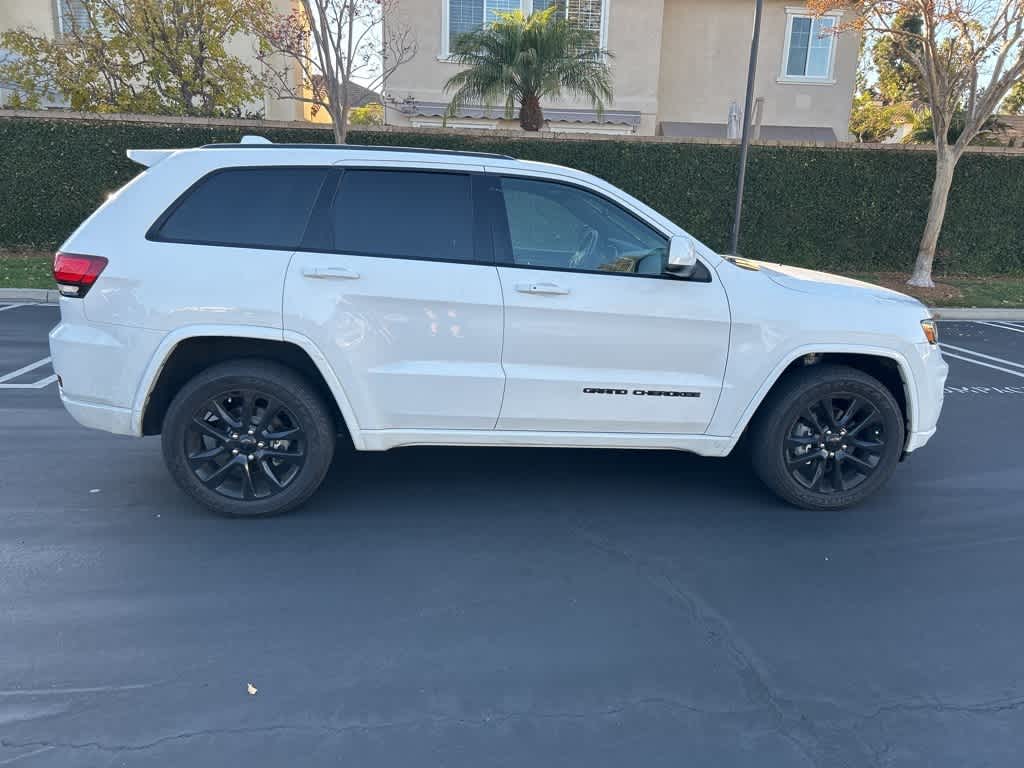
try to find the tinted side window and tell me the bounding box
[156,167,328,249]
[332,170,474,262]
[500,177,668,275]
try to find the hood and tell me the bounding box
[755,262,924,309]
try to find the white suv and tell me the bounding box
[49,138,948,516]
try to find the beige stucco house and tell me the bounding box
[385,0,860,140]
[0,0,303,121]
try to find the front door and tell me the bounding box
[488,173,731,434]
[284,165,505,431]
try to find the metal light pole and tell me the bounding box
[728,0,764,256]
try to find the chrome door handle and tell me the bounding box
[303,266,360,280]
[515,282,570,295]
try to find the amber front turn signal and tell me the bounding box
[921,318,939,345]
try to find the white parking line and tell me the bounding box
[977,321,1024,335]
[0,303,28,313]
[0,374,57,390]
[0,746,56,765]
[940,351,1024,379]
[941,343,1024,370]
[0,356,52,384]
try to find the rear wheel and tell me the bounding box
[161,360,335,517]
[750,364,905,510]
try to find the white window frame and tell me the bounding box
[55,0,89,37]
[440,0,609,61]
[778,6,842,85]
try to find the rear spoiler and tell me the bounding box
[127,148,177,167]
[128,136,272,167]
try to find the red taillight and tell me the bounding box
[53,252,108,298]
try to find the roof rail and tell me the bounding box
[199,140,515,161]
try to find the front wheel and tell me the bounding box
[161,360,336,517]
[749,365,905,510]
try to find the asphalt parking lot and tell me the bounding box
[1,303,1023,768]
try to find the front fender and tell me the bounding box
[710,343,919,444]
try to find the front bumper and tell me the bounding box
[905,342,948,453]
[905,426,938,453]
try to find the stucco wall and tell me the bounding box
[657,0,859,139]
[0,2,59,107]
[223,0,305,123]
[0,1,56,35]
[606,0,665,134]
[388,0,858,138]
[386,0,666,134]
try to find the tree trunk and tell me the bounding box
[908,150,957,288]
[331,101,350,144]
[519,95,544,131]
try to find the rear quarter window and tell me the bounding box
[152,167,328,249]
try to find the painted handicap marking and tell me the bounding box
[944,385,1024,395]
[933,332,1024,394]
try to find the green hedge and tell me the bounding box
[2,116,1023,275]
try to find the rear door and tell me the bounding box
[486,172,731,434]
[283,163,505,431]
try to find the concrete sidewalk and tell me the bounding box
[0,288,61,304]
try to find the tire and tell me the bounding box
[749,364,905,511]
[161,359,335,517]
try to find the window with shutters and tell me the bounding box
[443,0,608,57]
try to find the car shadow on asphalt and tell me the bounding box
[144,439,911,543]
[290,443,881,533]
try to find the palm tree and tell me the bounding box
[444,7,613,132]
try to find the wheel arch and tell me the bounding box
[729,347,916,446]
[132,326,363,448]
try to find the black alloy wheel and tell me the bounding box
[162,360,335,517]
[783,394,886,494]
[750,364,905,510]
[186,390,306,501]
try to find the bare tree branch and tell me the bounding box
[810,0,1024,286]
[250,0,416,142]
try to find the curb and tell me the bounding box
[930,307,1024,321]
[1,290,1023,320]
[0,288,60,304]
